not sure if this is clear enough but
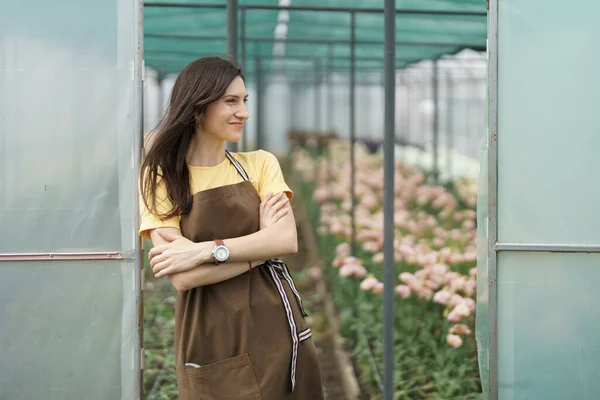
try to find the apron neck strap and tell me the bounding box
[225,150,249,181]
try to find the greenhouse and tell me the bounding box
[1,1,598,400]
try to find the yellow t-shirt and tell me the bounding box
[138,150,293,239]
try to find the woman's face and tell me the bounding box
[199,76,248,143]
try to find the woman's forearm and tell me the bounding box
[194,211,298,265]
[169,260,260,291]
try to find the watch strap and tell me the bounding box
[215,239,224,246]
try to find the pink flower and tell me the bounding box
[450,324,471,336]
[463,280,477,296]
[399,272,417,285]
[421,253,438,266]
[453,303,471,317]
[469,268,477,277]
[372,252,384,263]
[360,276,378,291]
[336,243,352,256]
[432,237,445,248]
[449,276,466,292]
[339,264,355,277]
[463,297,476,312]
[444,272,460,285]
[353,265,367,278]
[464,252,477,263]
[448,294,465,308]
[317,226,328,236]
[433,290,452,305]
[332,255,345,268]
[313,188,329,203]
[447,309,463,322]
[415,269,428,280]
[432,264,449,276]
[462,219,476,230]
[398,244,415,258]
[343,256,360,265]
[395,285,411,298]
[372,282,384,294]
[446,334,463,348]
[362,241,380,253]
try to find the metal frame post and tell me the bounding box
[488,0,499,398]
[134,0,144,396]
[349,10,357,257]
[156,69,166,122]
[255,56,263,150]
[313,57,322,191]
[446,71,454,179]
[432,59,439,184]
[227,0,238,62]
[227,0,238,152]
[240,7,248,151]
[383,0,396,398]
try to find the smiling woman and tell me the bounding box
[138,57,324,399]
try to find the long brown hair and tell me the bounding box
[140,57,244,219]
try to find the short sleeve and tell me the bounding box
[257,150,294,202]
[138,171,181,239]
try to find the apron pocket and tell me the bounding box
[176,353,262,400]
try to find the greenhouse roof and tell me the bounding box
[144,0,487,77]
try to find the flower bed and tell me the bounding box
[292,140,482,399]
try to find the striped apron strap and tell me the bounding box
[225,150,249,181]
[258,259,312,392]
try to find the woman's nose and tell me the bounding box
[237,103,249,120]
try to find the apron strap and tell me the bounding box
[225,150,249,181]
[258,258,311,392]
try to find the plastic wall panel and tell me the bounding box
[497,0,600,244]
[0,0,136,253]
[0,261,137,400]
[497,252,600,400]
[0,0,139,398]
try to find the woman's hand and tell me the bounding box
[260,192,290,230]
[149,230,205,278]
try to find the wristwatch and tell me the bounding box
[211,239,230,264]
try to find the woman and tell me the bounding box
[139,57,324,400]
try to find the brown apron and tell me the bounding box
[174,151,324,400]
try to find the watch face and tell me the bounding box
[215,246,229,261]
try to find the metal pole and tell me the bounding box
[255,56,263,150]
[227,0,238,152]
[156,70,165,123]
[146,33,485,50]
[315,58,322,135]
[241,7,247,151]
[328,44,334,133]
[227,0,238,62]
[147,2,487,16]
[488,0,499,398]
[326,44,334,200]
[446,72,453,180]
[314,57,322,191]
[432,60,439,184]
[383,0,396,398]
[134,0,144,397]
[349,11,357,257]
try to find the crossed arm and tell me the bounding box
[147,192,295,292]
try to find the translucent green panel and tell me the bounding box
[497,0,600,245]
[498,252,600,399]
[143,0,487,74]
[0,261,137,400]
